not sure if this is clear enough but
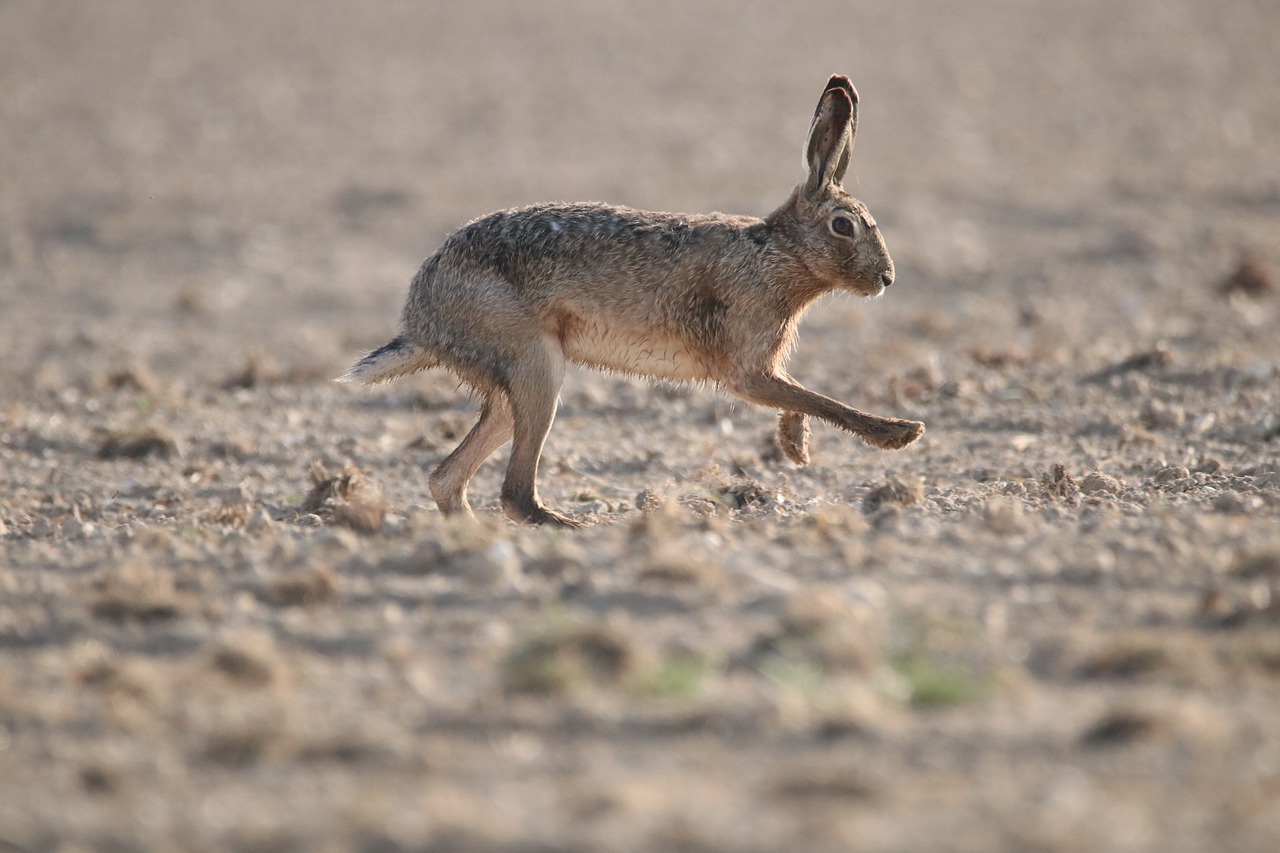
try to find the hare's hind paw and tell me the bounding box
[777,411,811,466]
[501,494,588,529]
[865,418,926,450]
[527,506,589,529]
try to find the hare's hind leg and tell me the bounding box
[499,332,584,529]
[409,278,581,528]
[429,394,513,517]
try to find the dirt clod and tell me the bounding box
[301,461,362,512]
[1141,400,1187,430]
[1041,464,1079,501]
[1154,466,1191,485]
[743,589,880,676]
[634,489,665,513]
[264,565,340,607]
[1231,550,1280,580]
[1081,344,1173,384]
[1217,254,1274,298]
[96,427,178,460]
[1079,641,1169,679]
[862,477,924,514]
[211,640,279,687]
[714,479,773,510]
[300,461,386,532]
[103,365,156,393]
[501,619,638,694]
[88,560,186,622]
[772,766,879,801]
[637,548,721,586]
[1080,471,1122,495]
[1081,709,1164,747]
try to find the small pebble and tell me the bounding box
[1153,466,1190,485]
[635,489,665,513]
[1080,472,1122,495]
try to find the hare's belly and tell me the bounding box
[558,315,711,382]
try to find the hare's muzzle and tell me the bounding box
[879,270,895,289]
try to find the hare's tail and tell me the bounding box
[338,336,435,385]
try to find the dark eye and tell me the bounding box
[831,215,855,237]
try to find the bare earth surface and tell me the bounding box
[2,1,1279,850]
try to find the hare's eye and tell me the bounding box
[830,215,856,238]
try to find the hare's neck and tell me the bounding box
[770,246,840,317]
[763,190,838,313]
[784,277,836,321]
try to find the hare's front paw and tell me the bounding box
[777,411,811,466]
[864,418,925,450]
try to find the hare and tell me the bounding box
[341,75,924,527]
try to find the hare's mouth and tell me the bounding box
[864,271,893,299]
[854,279,887,299]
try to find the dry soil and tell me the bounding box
[2,2,1279,851]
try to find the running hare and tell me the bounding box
[342,75,924,527]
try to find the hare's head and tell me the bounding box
[773,76,894,298]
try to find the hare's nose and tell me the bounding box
[880,270,895,288]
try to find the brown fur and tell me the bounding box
[341,76,925,527]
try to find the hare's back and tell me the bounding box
[448,202,760,288]
[437,202,761,381]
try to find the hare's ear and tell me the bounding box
[804,77,858,192]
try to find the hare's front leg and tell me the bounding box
[734,373,924,451]
[777,411,811,465]
[499,333,586,529]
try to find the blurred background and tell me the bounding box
[2,4,1279,851]
[2,0,1277,392]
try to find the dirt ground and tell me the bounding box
[2,1,1279,850]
